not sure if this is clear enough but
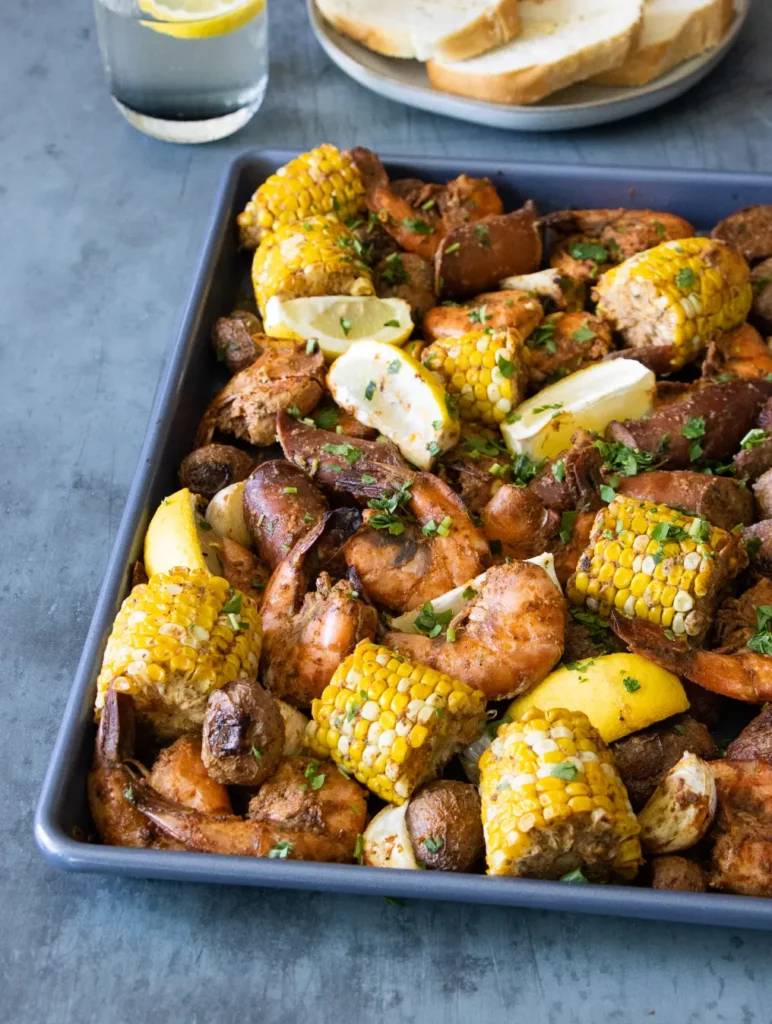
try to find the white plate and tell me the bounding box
[308,0,750,132]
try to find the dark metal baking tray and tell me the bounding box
[35,151,772,928]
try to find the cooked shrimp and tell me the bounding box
[545,208,695,265]
[195,344,325,448]
[422,290,543,343]
[482,484,559,560]
[147,735,232,815]
[133,756,367,862]
[713,578,772,648]
[344,473,490,613]
[87,688,154,848]
[213,536,270,607]
[384,561,566,700]
[437,429,510,515]
[702,323,772,380]
[261,510,378,706]
[550,509,596,588]
[525,312,614,389]
[612,613,772,703]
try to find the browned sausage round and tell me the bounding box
[616,471,754,530]
[243,461,328,569]
[711,205,772,263]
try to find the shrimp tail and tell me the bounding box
[94,687,136,767]
[611,613,696,675]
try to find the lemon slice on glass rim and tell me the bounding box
[139,0,265,39]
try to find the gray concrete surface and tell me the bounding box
[2,1,772,1021]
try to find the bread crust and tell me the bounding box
[316,0,521,61]
[426,9,643,105]
[592,0,734,87]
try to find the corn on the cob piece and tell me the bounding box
[480,707,642,880]
[305,642,487,804]
[595,237,752,369]
[566,495,747,638]
[422,329,526,426]
[237,144,366,248]
[251,215,374,317]
[95,568,262,740]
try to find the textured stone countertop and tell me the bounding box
[2,0,772,1020]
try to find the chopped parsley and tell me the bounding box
[339,316,352,336]
[474,224,491,249]
[622,676,641,693]
[462,586,478,600]
[306,338,319,355]
[527,321,557,354]
[672,724,685,736]
[571,322,597,345]
[282,486,298,495]
[304,761,327,790]
[599,484,617,503]
[444,242,461,254]
[551,763,579,781]
[367,481,413,535]
[511,452,546,487]
[316,406,340,430]
[322,442,363,465]
[252,745,263,760]
[741,428,769,450]
[653,220,667,238]
[403,216,434,235]
[553,459,566,483]
[354,834,365,864]
[467,305,491,325]
[569,241,608,263]
[268,840,293,859]
[681,417,706,440]
[560,869,589,884]
[651,521,689,544]
[364,380,376,401]
[380,253,410,285]
[560,510,577,544]
[746,536,763,558]
[384,319,400,328]
[532,402,564,415]
[423,836,444,854]
[592,439,656,477]
[222,593,242,616]
[747,606,772,655]
[676,267,697,290]
[463,434,508,460]
[413,602,454,639]
[497,354,516,379]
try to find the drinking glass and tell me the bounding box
[93,0,268,143]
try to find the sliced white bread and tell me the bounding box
[592,0,734,87]
[427,0,644,105]
[315,0,522,62]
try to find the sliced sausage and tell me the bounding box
[616,471,753,530]
[711,205,772,263]
[243,461,328,569]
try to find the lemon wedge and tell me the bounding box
[388,553,561,634]
[507,653,689,744]
[501,359,656,461]
[139,0,265,38]
[144,488,222,578]
[264,295,413,360]
[327,340,459,469]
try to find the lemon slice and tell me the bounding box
[264,296,413,360]
[388,553,560,634]
[507,653,689,744]
[139,0,265,39]
[144,488,222,578]
[501,359,656,461]
[327,340,459,469]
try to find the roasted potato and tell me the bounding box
[202,678,285,787]
[405,781,484,872]
[727,705,772,762]
[611,715,719,811]
[179,444,255,503]
[651,856,707,892]
[211,311,262,373]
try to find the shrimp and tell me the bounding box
[148,735,232,816]
[384,561,566,701]
[612,611,772,703]
[702,323,772,380]
[133,756,367,863]
[482,484,559,561]
[422,290,543,343]
[87,688,154,848]
[524,312,613,390]
[260,510,378,707]
[343,473,490,613]
[545,209,695,279]
[550,509,596,588]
